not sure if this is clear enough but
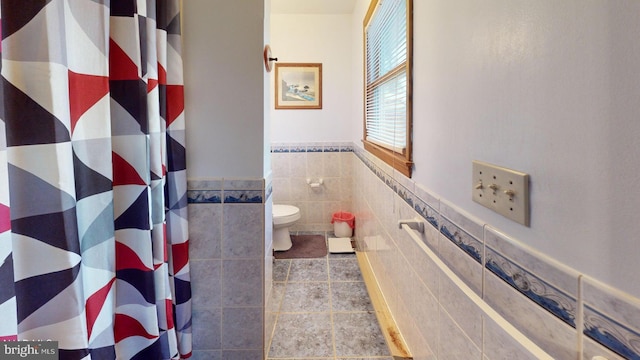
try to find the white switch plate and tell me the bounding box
[472,160,530,226]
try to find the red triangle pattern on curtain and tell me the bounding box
[0,1,192,359]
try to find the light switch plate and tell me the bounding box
[472,160,530,226]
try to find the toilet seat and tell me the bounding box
[273,204,301,226]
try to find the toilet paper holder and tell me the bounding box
[307,178,324,188]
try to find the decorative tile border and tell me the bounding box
[440,201,484,241]
[439,216,483,264]
[223,190,263,203]
[270,142,354,154]
[395,182,413,208]
[188,190,222,203]
[323,144,341,152]
[583,276,640,359]
[584,305,640,360]
[187,179,266,204]
[340,144,354,152]
[271,144,290,153]
[307,144,323,153]
[290,144,307,153]
[484,227,578,298]
[485,246,576,327]
[413,197,439,230]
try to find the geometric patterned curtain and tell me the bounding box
[0,1,191,359]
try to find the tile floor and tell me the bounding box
[266,234,393,360]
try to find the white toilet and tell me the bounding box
[272,204,301,251]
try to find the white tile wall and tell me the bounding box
[271,144,353,232]
[187,178,268,357]
[186,142,640,360]
[349,143,640,360]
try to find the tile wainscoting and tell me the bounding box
[349,144,640,360]
[186,143,639,360]
[187,177,273,360]
[271,142,354,232]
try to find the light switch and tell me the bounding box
[472,160,530,226]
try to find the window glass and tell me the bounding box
[363,0,412,177]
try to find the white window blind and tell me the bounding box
[365,0,408,153]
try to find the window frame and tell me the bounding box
[362,0,413,178]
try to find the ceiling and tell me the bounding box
[270,0,357,14]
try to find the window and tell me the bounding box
[363,0,413,177]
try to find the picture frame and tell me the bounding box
[275,63,322,109]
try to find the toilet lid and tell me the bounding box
[273,204,299,218]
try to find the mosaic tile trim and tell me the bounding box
[485,246,576,327]
[584,305,640,360]
[439,216,483,263]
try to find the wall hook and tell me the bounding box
[263,45,277,72]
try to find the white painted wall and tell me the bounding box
[184,0,640,298]
[270,14,354,143]
[349,0,640,298]
[264,0,272,176]
[183,0,266,178]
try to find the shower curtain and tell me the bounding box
[0,1,192,359]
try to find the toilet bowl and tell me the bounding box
[273,204,301,251]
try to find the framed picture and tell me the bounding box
[275,63,322,109]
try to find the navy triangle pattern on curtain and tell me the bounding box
[0,1,192,359]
